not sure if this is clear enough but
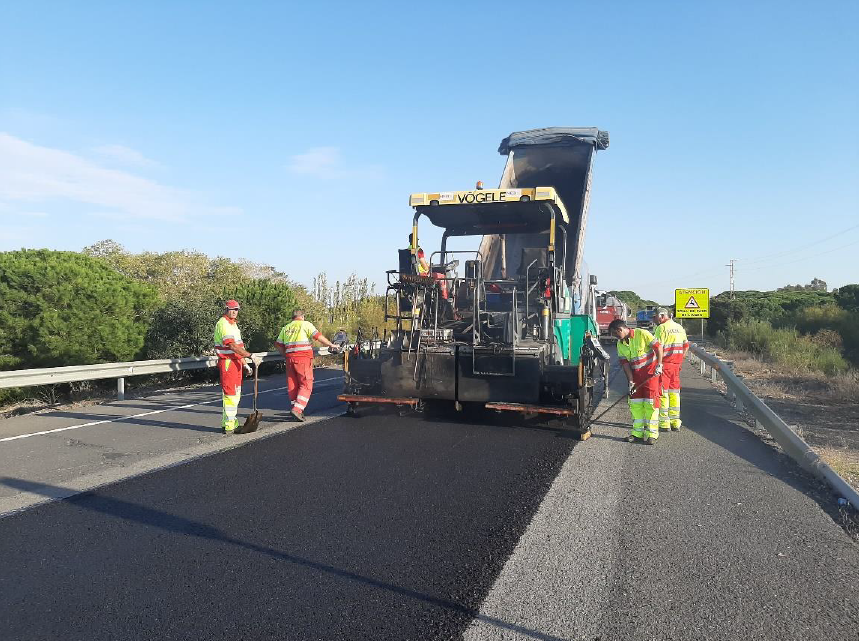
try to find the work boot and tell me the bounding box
[660,426,670,432]
[671,425,681,432]
[626,435,637,443]
[222,427,235,435]
[291,409,306,422]
[645,436,656,445]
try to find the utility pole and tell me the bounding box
[726,259,737,299]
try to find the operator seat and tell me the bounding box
[398,248,415,275]
[517,247,548,276]
[454,259,484,313]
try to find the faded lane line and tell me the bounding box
[0,377,343,443]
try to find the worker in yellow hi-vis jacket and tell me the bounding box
[653,308,689,431]
[213,300,260,434]
[275,309,338,422]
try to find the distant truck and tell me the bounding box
[595,291,629,341]
[635,306,657,330]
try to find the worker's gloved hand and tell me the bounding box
[243,363,253,375]
[655,364,664,376]
[628,382,636,395]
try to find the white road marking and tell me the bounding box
[0,377,344,443]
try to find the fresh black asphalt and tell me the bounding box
[0,400,579,640]
[2,358,858,640]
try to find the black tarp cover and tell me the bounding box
[498,127,609,155]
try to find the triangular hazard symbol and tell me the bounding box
[684,296,700,309]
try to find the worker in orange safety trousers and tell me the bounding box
[653,307,689,431]
[275,310,338,422]
[214,300,260,434]
[609,318,664,445]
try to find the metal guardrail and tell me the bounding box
[0,346,345,401]
[688,344,858,510]
[0,344,352,401]
[0,352,290,401]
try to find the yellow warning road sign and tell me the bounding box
[675,288,710,318]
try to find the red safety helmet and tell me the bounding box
[225,299,241,310]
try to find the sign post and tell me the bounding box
[674,288,710,341]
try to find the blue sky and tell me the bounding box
[1,0,857,303]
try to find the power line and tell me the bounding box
[739,222,859,266]
[606,224,858,298]
[623,223,858,290]
[740,238,859,274]
[630,266,724,289]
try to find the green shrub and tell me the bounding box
[724,319,849,376]
[785,305,859,368]
[145,294,222,359]
[0,249,158,369]
[835,284,859,313]
[788,304,849,335]
[223,279,301,352]
[708,290,835,336]
[145,280,302,359]
[609,290,660,313]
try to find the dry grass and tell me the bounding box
[707,346,859,404]
[818,450,859,540]
[817,446,859,490]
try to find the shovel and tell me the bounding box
[236,362,261,434]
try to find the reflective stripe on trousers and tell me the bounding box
[286,358,314,412]
[629,398,659,439]
[219,359,242,430]
[659,388,682,429]
[222,392,240,430]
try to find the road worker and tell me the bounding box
[214,300,260,434]
[609,318,664,445]
[475,180,485,190]
[408,233,430,276]
[275,309,338,422]
[653,307,689,431]
[332,328,349,349]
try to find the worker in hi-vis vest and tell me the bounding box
[275,309,338,422]
[409,233,430,276]
[653,307,689,431]
[213,300,261,434]
[610,318,664,445]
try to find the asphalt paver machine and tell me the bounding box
[339,128,610,435]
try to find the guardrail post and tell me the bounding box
[711,367,718,384]
[117,377,125,401]
[722,361,736,402]
[700,360,706,376]
[734,374,744,413]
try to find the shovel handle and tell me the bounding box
[589,372,659,426]
[253,362,259,412]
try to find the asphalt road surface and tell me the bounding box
[1,356,857,640]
